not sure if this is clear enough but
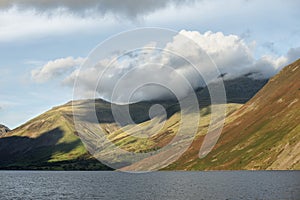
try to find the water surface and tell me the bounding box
[0,171,299,199]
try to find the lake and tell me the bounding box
[0,171,299,199]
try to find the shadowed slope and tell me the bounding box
[0,105,110,170]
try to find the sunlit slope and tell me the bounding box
[0,98,180,170]
[164,59,300,170]
[0,102,110,170]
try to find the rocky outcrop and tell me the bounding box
[0,125,10,137]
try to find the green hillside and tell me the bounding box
[0,104,109,170]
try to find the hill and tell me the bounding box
[0,97,182,170]
[0,103,110,170]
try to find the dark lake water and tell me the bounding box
[0,171,299,200]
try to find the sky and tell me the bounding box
[0,0,300,128]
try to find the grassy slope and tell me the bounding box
[163,59,300,170]
[0,103,110,170]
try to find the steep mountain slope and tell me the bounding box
[163,58,300,170]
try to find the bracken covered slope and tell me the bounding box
[164,58,300,170]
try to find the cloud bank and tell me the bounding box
[31,30,300,102]
[0,0,194,18]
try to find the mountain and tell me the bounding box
[1,65,294,170]
[0,125,10,137]
[197,76,268,104]
[162,58,300,170]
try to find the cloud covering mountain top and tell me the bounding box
[31,30,300,103]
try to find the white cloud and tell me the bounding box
[176,30,293,79]
[31,56,85,83]
[166,30,256,78]
[38,31,299,102]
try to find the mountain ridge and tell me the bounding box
[0,61,298,170]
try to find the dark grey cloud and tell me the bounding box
[0,0,195,18]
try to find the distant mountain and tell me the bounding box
[3,65,295,170]
[196,76,268,105]
[0,125,10,137]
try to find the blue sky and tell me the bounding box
[0,0,300,128]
